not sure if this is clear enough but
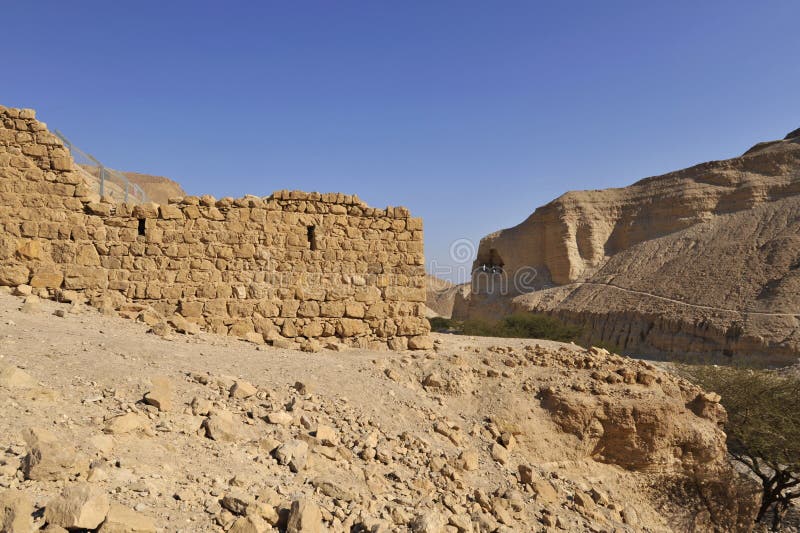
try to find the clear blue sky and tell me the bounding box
[3,1,799,282]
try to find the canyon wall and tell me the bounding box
[0,105,429,350]
[467,129,800,363]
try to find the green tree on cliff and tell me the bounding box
[687,366,800,529]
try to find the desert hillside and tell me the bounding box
[0,289,752,532]
[425,275,469,319]
[466,128,800,363]
[122,171,187,205]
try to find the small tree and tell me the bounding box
[687,366,800,529]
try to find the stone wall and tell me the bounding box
[0,105,430,350]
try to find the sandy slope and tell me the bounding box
[0,290,747,532]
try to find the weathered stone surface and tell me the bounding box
[104,413,145,435]
[44,484,110,530]
[143,376,172,412]
[97,503,156,533]
[463,127,800,363]
[229,380,257,399]
[203,410,241,442]
[22,427,82,481]
[0,105,428,350]
[0,363,36,389]
[274,440,308,472]
[0,489,34,533]
[286,498,322,533]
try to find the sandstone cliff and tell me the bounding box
[467,129,800,363]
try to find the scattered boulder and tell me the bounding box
[315,424,337,446]
[22,427,82,481]
[274,440,309,472]
[0,489,34,533]
[229,380,257,399]
[266,411,292,426]
[229,514,269,533]
[286,498,322,533]
[203,410,241,442]
[97,503,156,533]
[45,483,110,530]
[143,376,173,412]
[410,510,447,532]
[103,413,145,435]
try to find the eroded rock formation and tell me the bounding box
[467,129,800,362]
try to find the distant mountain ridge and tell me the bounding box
[462,128,800,364]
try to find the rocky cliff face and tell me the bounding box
[467,130,800,363]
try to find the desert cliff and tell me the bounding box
[465,129,800,363]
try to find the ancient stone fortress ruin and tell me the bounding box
[0,105,430,350]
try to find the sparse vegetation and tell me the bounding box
[684,365,800,529]
[429,313,583,343]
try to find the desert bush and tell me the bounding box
[428,316,455,332]
[432,313,583,343]
[684,365,800,530]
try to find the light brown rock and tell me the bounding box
[45,483,110,530]
[22,427,82,481]
[103,413,144,434]
[97,503,156,533]
[286,498,322,533]
[0,489,34,533]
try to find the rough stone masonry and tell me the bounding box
[0,105,431,350]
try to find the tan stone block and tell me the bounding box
[132,202,159,219]
[345,302,365,318]
[280,300,300,318]
[302,320,324,338]
[51,156,72,171]
[74,244,101,266]
[388,337,408,350]
[235,243,255,258]
[0,265,31,286]
[178,300,204,318]
[336,318,367,337]
[354,286,381,303]
[159,204,184,220]
[319,301,344,317]
[30,266,63,288]
[229,321,254,337]
[15,239,41,260]
[297,301,320,318]
[85,202,112,216]
[282,320,298,338]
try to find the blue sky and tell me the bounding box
[3,1,799,282]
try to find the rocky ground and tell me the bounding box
[0,289,749,532]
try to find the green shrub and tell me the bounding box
[428,316,455,332]
[683,365,800,529]
[459,313,582,342]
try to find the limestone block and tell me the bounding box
[132,202,159,219]
[178,300,204,318]
[344,302,365,318]
[320,301,344,318]
[354,286,381,303]
[280,300,300,318]
[297,301,320,318]
[0,264,30,286]
[75,244,101,266]
[159,205,183,220]
[336,319,368,337]
[30,266,63,288]
[50,156,72,171]
[45,484,110,530]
